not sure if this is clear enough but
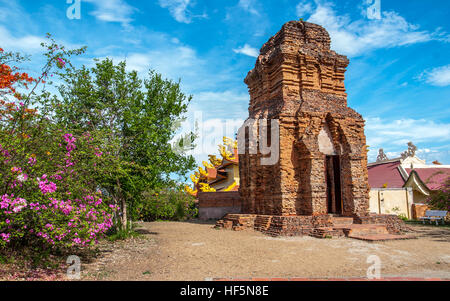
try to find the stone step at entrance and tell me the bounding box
[215,219,233,230]
[331,217,354,225]
[309,220,415,241]
[348,234,416,242]
[334,224,389,236]
[332,224,415,241]
[310,227,345,239]
[254,215,273,232]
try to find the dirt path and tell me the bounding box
[81,221,450,281]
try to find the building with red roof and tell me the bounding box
[368,144,449,219]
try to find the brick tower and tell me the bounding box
[238,21,370,218]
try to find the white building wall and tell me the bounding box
[369,188,414,219]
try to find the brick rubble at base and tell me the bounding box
[215,213,414,240]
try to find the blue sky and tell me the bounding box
[1,0,449,165]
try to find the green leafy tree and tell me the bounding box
[53,59,196,228]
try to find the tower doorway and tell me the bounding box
[325,155,342,214]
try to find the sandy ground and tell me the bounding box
[81,221,450,281]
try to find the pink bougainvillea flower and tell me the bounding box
[12,198,27,213]
[11,167,22,173]
[56,57,66,69]
[39,179,57,195]
[17,173,28,183]
[0,233,10,242]
[28,156,36,166]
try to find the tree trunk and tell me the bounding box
[121,198,127,230]
[116,177,127,231]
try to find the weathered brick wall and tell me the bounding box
[216,213,334,236]
[354,214,411,234]
[239,21,370,218]
[198,192,241,220]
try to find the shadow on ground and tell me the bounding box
[410,225,450,242]
[134,228,159,235]
[184,219,217,225]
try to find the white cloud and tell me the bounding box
[158,0,207,24]
[118,53,152,73]
[194,90,249,104]
[296,0,314,16]
[159,0,190,23]
[84,0,136,25]
[92,42,226,94]
[366,117,450,145]
[179,115,245,161]
[238,0,260,16]
[365,117,450,162]
[419,64,450,87]
[0,26,44,52]
[176,90,249,159]
[98,45,203,78]
[233,44,259,57]
[297,0,448,57]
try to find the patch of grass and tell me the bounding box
[142,270,151,275]
[106,221,142,241]
[0,254,15,265]
[88,270,113,280]
[107,228,141,241]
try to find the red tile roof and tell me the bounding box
[368,159,450,191]
[206,167,217,181]
[368,161,405,188]
[405,168,450,191]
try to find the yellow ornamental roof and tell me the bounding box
[186,136,238,191]
[203,161,214,169]
[208,155,222,167]
[184,185,198,197]
[219,145,236,161]
[198,166,208,177]
[199,183,216,192]
[223,136,238,149]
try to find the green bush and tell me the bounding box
[137,188,198,221]
[398,214,408,221]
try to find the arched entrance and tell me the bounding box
[318,121,344,215]
[325,155,342,214]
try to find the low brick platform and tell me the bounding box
[355,214,412,233]
[215,214,334,237]
[348,234,416,242]
[334,224,390,236]
[215,213,414,241]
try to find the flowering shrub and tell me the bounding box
[0,40,117,251]
[426,177,450,212]
[0,124,117,248]
[0,33,197,258]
